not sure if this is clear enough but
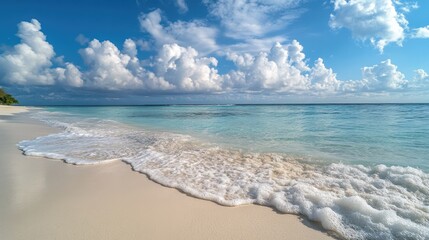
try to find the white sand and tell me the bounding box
[0,105,29,116]
[0,110,335,240]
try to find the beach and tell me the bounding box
[0,106,333,240]
[0,105,29,116]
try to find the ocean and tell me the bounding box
[18,104,429,239]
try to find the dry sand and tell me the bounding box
[0,107,334,240]
[0,105,29,116]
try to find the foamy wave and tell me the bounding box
[18,111,429,239]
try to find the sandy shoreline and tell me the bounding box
[0,105,29,116]
[0,107,334,240]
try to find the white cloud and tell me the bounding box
[78,39,220,92]
[339,59,408,93]
[201,0,309,54]
[407,69,429,89]
[139,9,218,55]
[79,39,145,90]
[360,59,407,91]
[225,40,409,95]
[309,58,341,93]
[1,19,421,98]
[123,38,138,57]
[414,69,428,81]
[224,41,313,93]
[329,0,408,52]
[138,4,302,56]
[0,19,82,87]
[176,0,188,13]
[411,26,429,38]
[139,10,172,44]
[204,0,304,40]
[155,43,222,92]
[55,63,84,87]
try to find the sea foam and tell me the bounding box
[18,111,429,239]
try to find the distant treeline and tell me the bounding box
[0,89,19,105]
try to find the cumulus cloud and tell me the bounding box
[0,19,82,87]
[1,19,422,98]
[139,9,218,55]
[224,41,341,94]
[329,59,408,93]
[154,43,222,92]
[76,38,345,95]
[225,41,408,95]
[414,69,428,81]
[204,0,304,40]
[309,58,341,93]
[0,19,223,93]
[75,37,412,95]
[329,0,408,52]
[78,39,221,92]
[55,63,84,87]
[79,39,147,90]
[360,59,407,91]
[123,38,138,57]
[407,69,429,89]
[411,26,429,38]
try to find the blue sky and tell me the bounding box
[0,0,428,104]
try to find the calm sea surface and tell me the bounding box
[42,104,429,170]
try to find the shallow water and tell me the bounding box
[18,105,429,239]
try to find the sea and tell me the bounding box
[18,104,429,239]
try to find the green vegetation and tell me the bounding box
[0,88,19,105]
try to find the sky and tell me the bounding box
[0,0,428,105]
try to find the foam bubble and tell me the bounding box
[18,111,429,239]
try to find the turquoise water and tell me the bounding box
[19,104,429,239]
[42,104,429,170]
